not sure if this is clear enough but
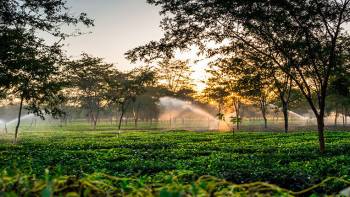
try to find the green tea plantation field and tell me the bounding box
[1,125,350,196]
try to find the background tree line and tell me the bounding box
[0,0,197,142]
[126,0,350,153]
[2,0,350,153]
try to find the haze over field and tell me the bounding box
[1,0,350,196]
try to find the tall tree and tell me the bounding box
[67,54,114,130]
[233,60,273,129]
[0,29,66,142]
[205,63,244,131]
[107,67,156,130]
[327,62,350,126]
[203,74,230,130]
[0,0,93,141]
[129,91,160,128]
[126,0,350,153]
[214,54,295,133]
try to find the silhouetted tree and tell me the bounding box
[0,0,93,38]
[107,67,156,130]
[67,54,114,130]
[0,29,66,142]
[205,63,244,131]
[215,53,297,133]
[0,0,93,141]
[327,63,350,126]
[130,91,160,128]
[234,63,272,129]
[203,75,230,129]
[127,0,350,153]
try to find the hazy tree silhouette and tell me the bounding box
[107,67,155,130]
[66,54,114,130]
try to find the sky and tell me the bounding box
[61,0,208,90]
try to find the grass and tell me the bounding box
[1,123,350,196]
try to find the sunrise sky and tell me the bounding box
[62,0,208,90]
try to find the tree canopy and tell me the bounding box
[0,0,93,141]
[126,0,350,152]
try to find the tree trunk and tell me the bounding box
[318,88,327,153]
[118,107,125,130]
[342,106,345,126]
[30,118,34,127]
[317,115,325,153]
[237,110,241,130]
[133,104,140,129]
[260,100,267,129]
[345,107,348,125]
[14,96,24,143]
[92,110,99,130]
[263,115,267,129]
[182,118,185,129]
[282,101,289,133]
[233,99,241,131]
[334,108,339,126]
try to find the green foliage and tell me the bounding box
[107,67,156,108]
[0,0,94,37]
[156,58,195,97]
[127,89,161,123]
[127,0,350,152]
[0,0,94,99]
[1,128,350,195]
[2,171,350,196]
[106,67,156,129]
[326,66,350,116]
[0,0,93,140]
[66,53,116,129]
[0,28,66,119]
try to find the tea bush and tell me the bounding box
[1,127,350,195]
